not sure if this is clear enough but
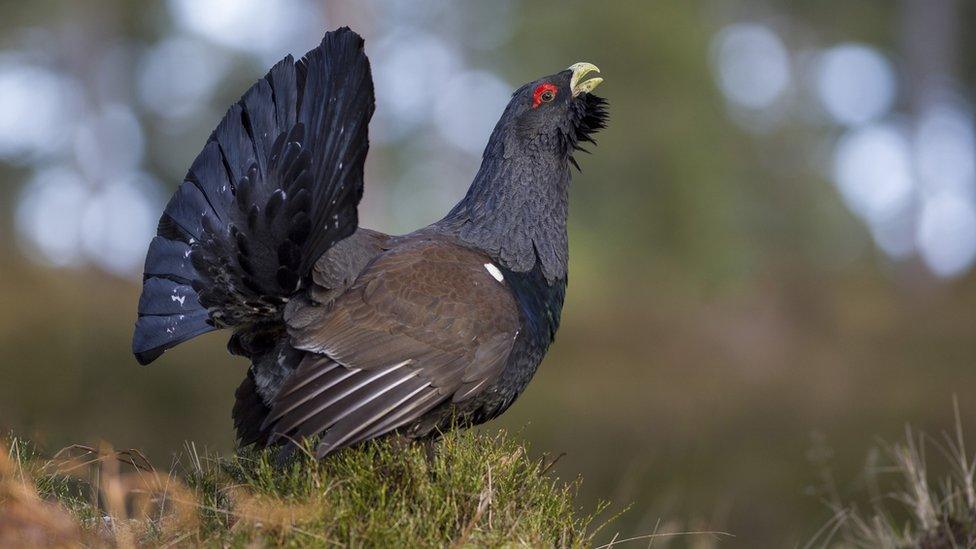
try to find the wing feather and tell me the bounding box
[314,380,435,457]
[339,388,444,450]
[263,365,358,431]
[295,371,423,438]
[262,237,521,456]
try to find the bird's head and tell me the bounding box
[449,63,607,279]
[489,62,607,169]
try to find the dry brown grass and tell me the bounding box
[810,401,976,548]
[0,442,81,546]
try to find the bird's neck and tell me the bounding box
[438,146,570,282]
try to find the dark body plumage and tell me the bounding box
[133,28,607,458]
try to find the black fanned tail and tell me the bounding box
[133,27,375,365]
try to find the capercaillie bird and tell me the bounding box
[132,27,607,458]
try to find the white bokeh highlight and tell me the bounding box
[712,23,791,110]
[15,168,160,275]
[0,58,81,163]
[138,36,229,121]
[73,104,145,181]
[832,123,915,225]
[371,32,460,142]
[815,44,896,126]
[15,168,90,268]
[914,101,976,198]
[80,175,161,275]
[167,0,326,64]
[869,208,916,259]
[917,192,976,277]
[434,70,511,154]
[710,21,976,279]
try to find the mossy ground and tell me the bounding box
[1,430,616,547]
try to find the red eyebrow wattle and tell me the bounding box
[532,83,558,108]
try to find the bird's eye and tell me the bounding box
[532,83,558,108]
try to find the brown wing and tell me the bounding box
[264,236,520,457]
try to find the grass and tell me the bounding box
[811,401,976,548]
[0,429,618,547]
[21,408,976,549]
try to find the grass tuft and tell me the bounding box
[0,430,611,547]
[817,401,976,548]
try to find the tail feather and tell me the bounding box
[133,27,374,365]
[133,311,213,365]
[185,141,235,224]
[142,236,195,283]
[297,38,372,274]
[133,237,214,364]
[233,368,273,446]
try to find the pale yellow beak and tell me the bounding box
[568,62,603,96]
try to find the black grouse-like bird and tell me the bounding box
[133,28,607,458]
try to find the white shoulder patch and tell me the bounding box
[483,263,504,283]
